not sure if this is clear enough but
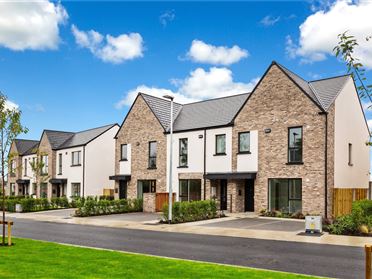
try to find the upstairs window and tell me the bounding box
[148,141,157,169]
[215,134,226,155]
[121,144,128,161]
[179,138,188,167]
[41,155,48,175]
[288,127,303,163]
[58,153,63,174]
[348,143,353,166]
[72,151,81,166]
[24,158,27,176]
[10,160,16,176]
[238,132,250,153]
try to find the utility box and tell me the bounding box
[15,203,23,213]
[305,215,322,234]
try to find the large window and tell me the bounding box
[288,127,303,163]
[215,134,226,155]
[58,153,62,175]
[148,141,157,169]
[72,151,81,166]
[41,155,48,175]
[24,158,27,176]
[179,138,188,167]
[238,132,250,153]
[137,180,156,199]
[71,183,81,197]
[10,160,16,176]
[40,183,48,198]
[268,179,302,213]
[179,180,201,202]
[121,144,128,161]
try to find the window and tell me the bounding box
[215,134,226,155]
[10,160,16,176]
[71,183,81,197]
[179,180,201,202]
[40,183,48,198]
[288,127,303,163]
[269,179,302,213]
[10,183,15,196]
[148,141,157,168]
[348,143,353,166]
[137,180,156,198]
[121,144,128,161]
[41,155,48,175]
[179,138,188,167]
[72,151,81,166]
[238,132,250,153]
[58,153,62,175]
[24,158,27,176]
[32,183,37,195]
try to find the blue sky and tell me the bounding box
[0,0,371,141]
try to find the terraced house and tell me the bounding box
[8,124,119,199]
[112,61,370,217]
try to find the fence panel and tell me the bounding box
[333,188,368,217]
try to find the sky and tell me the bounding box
[0,0,372,144]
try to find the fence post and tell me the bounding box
[366,244,372,279]
[7,221,11,246]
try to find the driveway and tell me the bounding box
[200,217,305,232]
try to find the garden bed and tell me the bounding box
[5,196,70,212]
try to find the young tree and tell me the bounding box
[29,149,50,198]
[0,93,28,246]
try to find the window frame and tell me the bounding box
[238,131,251,154]
[215,134,226,156]
[348,143,353,166]
[178,179,201,202]
[24,158,27,176]
[71,151,81,167]
[71,183,81,197]
[287,126,303,164]
[41,155,48,175]
[58,153,63,175]
[120,144,128,161]
[178,138,188,167]
[268,178,302,213]
[10,159,16,176]
[148,141,157,169]
[137,180,156,199]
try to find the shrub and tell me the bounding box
[162,200,218,224]
[4,196,70,212]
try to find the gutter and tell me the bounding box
[83,146,86,197]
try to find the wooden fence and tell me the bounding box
[155,193,176,212]
[103,188,114,197]
[333,188,368,217]
[366,245,371,279]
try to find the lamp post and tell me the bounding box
[163,95,174,224]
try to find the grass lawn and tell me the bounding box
[0,238,321,279]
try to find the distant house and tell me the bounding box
[112,61,370,217]
[8,124,119,199]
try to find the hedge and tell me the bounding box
[162,200,218,224]
[74,197,143,217]
[328,199,372,236]
[4,196,70,212]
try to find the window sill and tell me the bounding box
[237,151,251,155]
[214,153,227,156]
[119,159,128,162]
[177,165,188,168]
[286,162,304,165]
[71,164,82,167]
[147,167,157,170]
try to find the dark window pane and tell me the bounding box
[239,132,250,152]
[269,179,302,213]
[121,144,127,160]
[216,134,226,154]
[189,180,201,201]
[179,138,188,166]
[149,142,157,168]
[288,127,302,162]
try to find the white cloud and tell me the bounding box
[115,67,258,108]
[0,0,68,51]
[260,15,280,26]
[71,25,144,64]
[5,100,19,111]
[291,0,372,67]
[159,10,175,27]
[367,119,372,130]
[187,40,249,66]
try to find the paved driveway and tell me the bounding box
[201,217,305,232]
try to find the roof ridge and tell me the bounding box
[139,92,183,106]
[15,138,39,142]
[75,123,117,134]
[44,129,74,134]
[309,73,351,83]
[274,61,309,83]
[182,92,250,106]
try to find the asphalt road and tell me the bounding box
[11,218,363,279]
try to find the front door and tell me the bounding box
[220,179,227,210]
[119,180,127,199]
[245,179,254,212]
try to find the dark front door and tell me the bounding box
[245,179,254,212]
[119,180,127,199]
[56,184,61,197]
[220,179,227,210]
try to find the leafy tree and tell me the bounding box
[28,149,50,198]
[0,93,28,245]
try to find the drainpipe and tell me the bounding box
[319,111,328,219]
[83,146,86,197]
[203,129,207,200]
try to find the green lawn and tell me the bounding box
[0,238,321,279]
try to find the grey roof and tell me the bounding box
[173,93,250,131]
[44,130,75,149]
[141,93,183,130]
[14,139,39,156]
[275,62,351,111]
[57,124,117,149]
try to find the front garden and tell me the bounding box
[4,196,70,212]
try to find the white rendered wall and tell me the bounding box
[334,78,370,188]
[236,130,258,172]
[205,127,232,173]
[119,143,131,175]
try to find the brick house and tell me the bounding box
[113,61,370,217]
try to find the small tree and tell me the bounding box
[0,93,28,245]
[29,149,50,198]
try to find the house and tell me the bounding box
[8,123,119,199]
[113,61,370,217]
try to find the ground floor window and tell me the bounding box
[179,179,201,202]
[32,183,37,196]
[10,183,15,196]
[268,178,302,213]
[137,180,156,199]
[71,183,81,197]
[40,183,48,198]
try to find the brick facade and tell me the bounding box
[7,141,20,195]
[38,133,56,199]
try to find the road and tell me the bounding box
[11,218,363,279]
